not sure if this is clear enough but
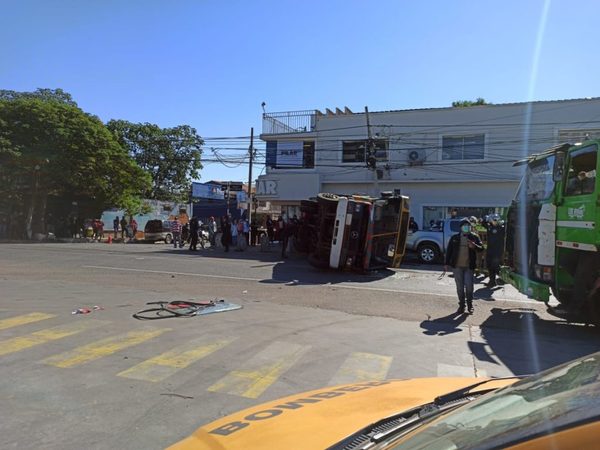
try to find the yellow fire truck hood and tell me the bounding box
[168,377,516,450]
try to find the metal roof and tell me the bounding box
[327,97,600,116]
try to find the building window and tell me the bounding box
[342,139,388,163]
[303,141,315,168]
[558,128,600,144]
[442,135,485,160]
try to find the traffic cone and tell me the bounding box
[107,235,112,244]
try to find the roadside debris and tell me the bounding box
[160,393,194,400]
[71,305,104,315]
[133,299,242,320]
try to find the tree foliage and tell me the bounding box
[0,88,77,106]
[107,120,203,202]
[452,97,490,107]
[0,91,150,237]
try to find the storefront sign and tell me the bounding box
[192,182,222,200]
[257,180,278,196]
[276,141,303,167]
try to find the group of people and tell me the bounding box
[182,213,297,258]
[169,216,215,251]
[445,214,506,314]
[111,216,137,241]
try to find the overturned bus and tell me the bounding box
[297,192,410,272]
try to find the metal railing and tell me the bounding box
[262,110,316,135]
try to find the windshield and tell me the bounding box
[388,354,600,450]
[515,155,555,202]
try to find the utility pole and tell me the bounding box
[364,106,379,197]
[226,181,230,216]
[247,127,254,244]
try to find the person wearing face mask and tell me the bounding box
[444,218,484,314]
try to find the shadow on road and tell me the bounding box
[421,306,600,376]
[420,311,468,336]
[478,308,600,375]
[474,285,503,301]
[152,246,396,286]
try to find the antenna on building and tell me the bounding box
[261,102,266,113]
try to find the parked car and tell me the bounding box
[144,219,174,244]
[405,218,462,263]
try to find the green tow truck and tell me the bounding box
[501,139,600,324]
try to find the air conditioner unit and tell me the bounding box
[407,150,426,166]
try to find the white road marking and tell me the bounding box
[83,265,262,282]
[82,265,541,304]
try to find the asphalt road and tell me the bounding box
[1,242,599,449]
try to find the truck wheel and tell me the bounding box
[317,193,340,204]
[164,234,173,244]
[417,243,440,264]
[551,286,572,306]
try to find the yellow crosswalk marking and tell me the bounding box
[329,352,392,386]
[0,320,108,357]
[42,328,170,368]
[208,341,310,399]
[0,312,56,330]
[117,338,234,382]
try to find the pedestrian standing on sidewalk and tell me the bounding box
[281,216,295,259]
[231,219,238,247]
[484,214,505,287]
[120,216,128,241]
[220,216,232,252]
[444,218,484,314]
[408,217,419,232]
[265,215,274,242]
[91,219,99,240]
[113,216,119,239]
[208,216,217,246]
[276,215,284,242]
[250,217,258,246]
[235,219,247,251]
[189,216,199,251]
[242,218,249,246]
[171,217,182,249]
[97,219,104,241]
[130,217,138,240]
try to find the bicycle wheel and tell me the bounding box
[133,307,180,320]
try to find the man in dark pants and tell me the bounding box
[188,217,199,251]
[445,218,484,314]
[220,216,232,252]
[484,214,505,287]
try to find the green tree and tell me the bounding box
[452,97,490,107]
[107,120,203,202]
[0,88,77,106]
[0,94,150,238]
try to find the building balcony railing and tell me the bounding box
[262,110,316,135]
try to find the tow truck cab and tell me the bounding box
[304,192,410,272]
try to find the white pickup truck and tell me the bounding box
[405,219,462,263]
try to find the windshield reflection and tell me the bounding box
[389,354,600,450]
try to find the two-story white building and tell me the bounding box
[256,98,600,228]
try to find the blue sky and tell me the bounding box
[1,0,599,181]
